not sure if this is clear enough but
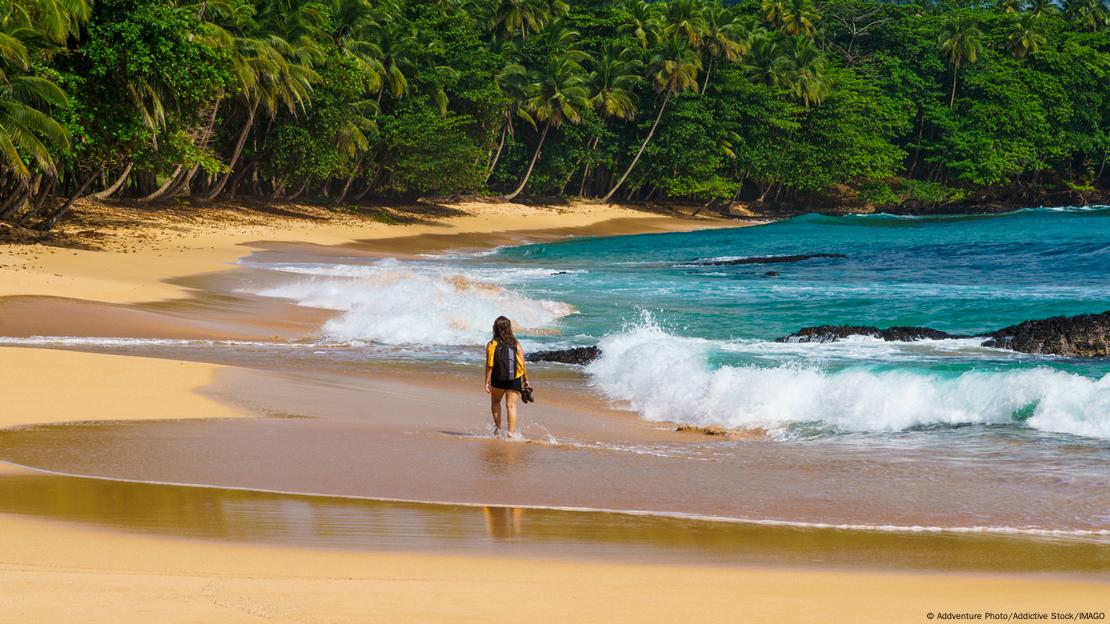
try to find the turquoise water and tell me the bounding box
[495,207,1110,342]
[465,207,1110,439]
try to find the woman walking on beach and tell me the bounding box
[485,316,530,437]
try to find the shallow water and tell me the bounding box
[0,465,1106,572]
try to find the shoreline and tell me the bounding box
[4,457,1107,541]
[1,199,1107,622]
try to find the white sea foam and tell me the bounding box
[249,258,575,345]
[587,320,1110,440]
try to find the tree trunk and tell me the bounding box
[757,182,774,203]
[199,100,258,203]
[337,158,364,204]
[485,124,508,183]
[578,135,602,197]
[36,169,102,231]
[0,185,27,220]
[701,59,715,95]
[90,163,133,200]
[355,165,384,201]
[603,88,673,202]
[949,65,959,109]
[138,166,184,203]
[286,178,310,201]
[504,120,551,201]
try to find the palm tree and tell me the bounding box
[665,0,707,46]
[0,75,70,179]
[1026,0,1058,16]
[1063,0,1109,31]
[486,42,533,182]
[334,98,379,202]
[484,0,569,40]
[744,29,788,86]
[938,15,983,109]
[199,33,318,202]
[780,0,820,36]
[764,0,819,36]
[580,43,641,195]
[0,0,75,179]
[603,32,701,202]
[619,0,660,49]
[997,0,1025,13]
[1008,13,1045,58]
[588,43,641,122]
[369,20,416,105]
[699,4,749,94]
[777,35,828,108]
[504,55,590,200]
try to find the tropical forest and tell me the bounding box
[1,0,1108,229]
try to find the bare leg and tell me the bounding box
[490,388,505,435]
[505,390,520,434]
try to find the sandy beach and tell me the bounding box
[0,199,1105,623]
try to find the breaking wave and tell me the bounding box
[586,320,1110,440]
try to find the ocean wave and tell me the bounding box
[249,258,575,345]
[256,261,584,284]
[586,320,1110,440]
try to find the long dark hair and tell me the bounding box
[492,316,519,347]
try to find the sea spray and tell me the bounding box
[586,319,1110,439]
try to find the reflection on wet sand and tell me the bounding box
[0,465,1106,573]
[483,507,524,539]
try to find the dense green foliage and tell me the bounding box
[1,0,1108,228]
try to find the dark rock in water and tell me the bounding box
[982,311,1110,358]
[777,325,963,343]
[689,253,847,266]
[552,271,570,275]
[765,271,780,277]
[526,345,601,365]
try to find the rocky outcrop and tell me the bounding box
[982,311,1110,358]
[776,311,1110,357]
[686,253,847,266]
[776,325,963,343]
[526,346,601,365]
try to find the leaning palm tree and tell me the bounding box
[1008,12,1045,58]
[603,32,701,202]
[503,55,590,200]
[198,34,318,202]
[579,43,641,195]
[486,42,533,182]
[699,4,749,93]
[938,15,983,109]
[0,75,70,179]
[997,0,1025,13]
